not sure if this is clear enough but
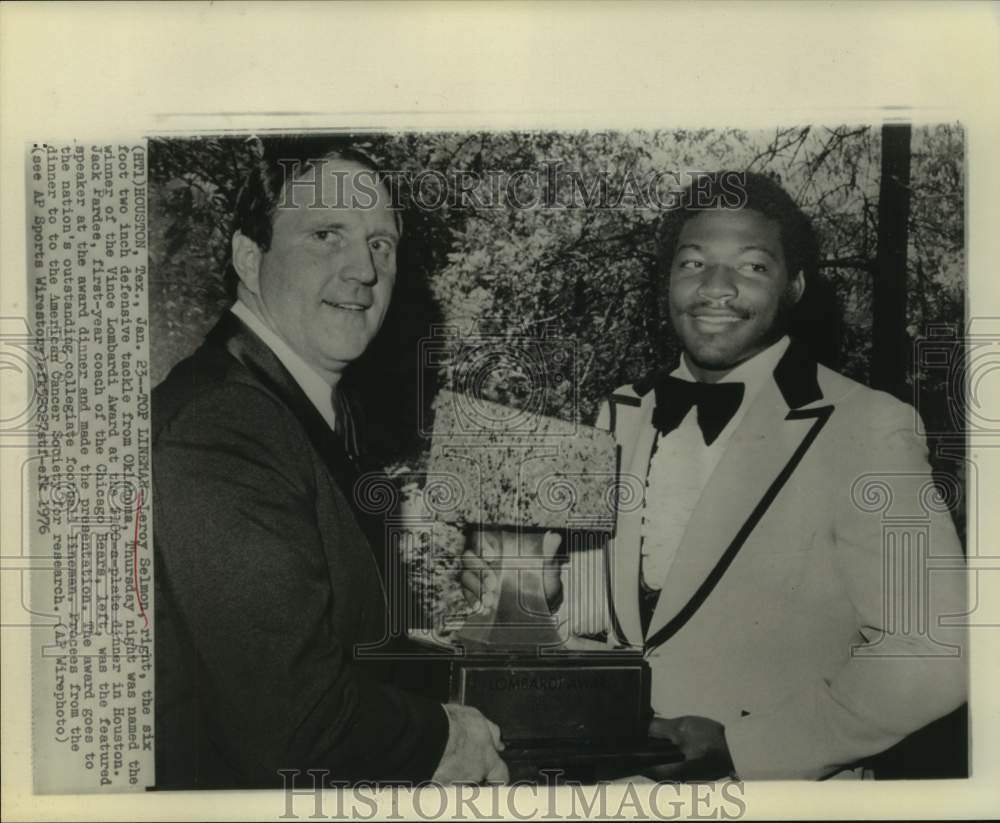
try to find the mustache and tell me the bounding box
[684,301,753,319]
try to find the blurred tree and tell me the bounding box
[148,125,966,505]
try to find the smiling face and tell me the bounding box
[667,208,804,382]
[232,157,400,384]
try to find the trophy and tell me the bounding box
[412,391,680,778]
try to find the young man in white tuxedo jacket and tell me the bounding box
[463,172,967,781]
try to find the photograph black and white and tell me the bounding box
[4,3,998,821]
[146,126,968,788]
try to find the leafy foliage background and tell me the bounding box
[149,126,966,543]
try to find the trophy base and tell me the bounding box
[502,737,683,781]
[398,634,682,781]
[450,652,651,743]
[447,651,678,778]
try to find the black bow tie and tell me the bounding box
[652,375,745,446]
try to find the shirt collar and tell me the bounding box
[230,299,338,431]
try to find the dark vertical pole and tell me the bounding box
[871,124,912,397]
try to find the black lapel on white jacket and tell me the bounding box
[643,341,833,653]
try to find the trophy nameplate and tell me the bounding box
[449,528,651,744]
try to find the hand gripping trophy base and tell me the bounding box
[447,530,681,780]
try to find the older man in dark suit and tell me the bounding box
[153,137,507,789]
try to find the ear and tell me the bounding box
[231,231,263,295]
[788,269,806,305]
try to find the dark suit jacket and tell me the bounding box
[153,312,448,789]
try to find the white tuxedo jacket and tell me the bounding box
[565,342,967,779]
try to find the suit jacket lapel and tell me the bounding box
[207,312,363,512]
[606,391,657,647]
[642,342,834,649]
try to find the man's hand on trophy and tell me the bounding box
[460,530,564,612]
[644,715,736,781]
[432,703,510,784]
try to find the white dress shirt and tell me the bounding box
[639,336,791,591]
[230,299,338,432]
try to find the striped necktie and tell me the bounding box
[332,385,362,466]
